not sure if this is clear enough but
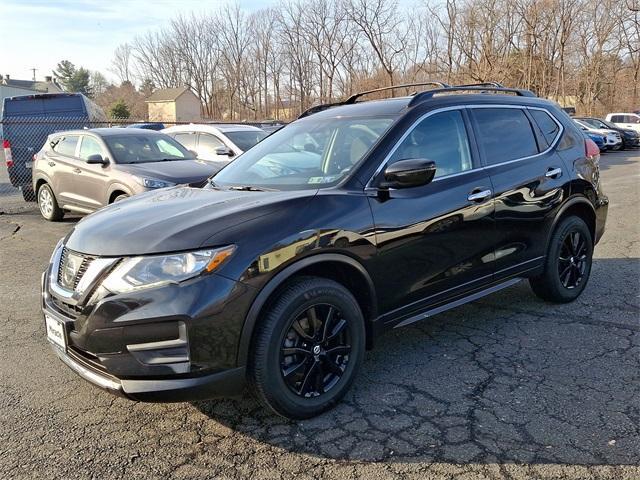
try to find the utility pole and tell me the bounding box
[30,68,37,81]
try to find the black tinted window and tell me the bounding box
[530,109,560,149]
[53,135,79,157]
[473,108,538,164]
[390,110,472,178]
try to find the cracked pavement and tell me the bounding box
[0,151,638,479]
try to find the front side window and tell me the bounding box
[212,116,395,190]
[53,135,79,157]
[388,110,472,178]
[78,136,104,160]
[198,133,225,155]
[103,133,195,164]
[173,132,197,150]
[473,108,538,164]
[610,115,624,123]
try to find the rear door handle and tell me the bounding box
[545,167,562,179]
[73,168,82,174]
[48,161,56,167]
[467,188,492,202]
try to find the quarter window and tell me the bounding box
[53,135,79,157]
[78,136,104,160]
[472,108,538,165]
[389,110,472,178]
[529,109,560,149]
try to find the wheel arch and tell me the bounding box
[107,185,131,203]
[237,253,378,367]
[547,195,596,248]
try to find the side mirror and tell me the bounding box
[215,146,234,157]
[86,154,107,165]
[379,158,436,189]
[188,149,198,157]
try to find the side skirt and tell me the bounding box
[393,277,523,329]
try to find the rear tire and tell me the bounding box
[248,276,365,419]
[37,184,63,222]
[529,216,593,303]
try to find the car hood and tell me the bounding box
[116,159,220,184]
[65,186,316,256]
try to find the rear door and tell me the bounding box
[470,106,568,279]
[47,134,82,206]
[73,135,111,209]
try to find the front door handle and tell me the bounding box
[467,188,492,202]
[73,168,82,174]
[545,167,562,179]
[48,161,56,167]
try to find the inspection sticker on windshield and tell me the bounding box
[308,175,340,184]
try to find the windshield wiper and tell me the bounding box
[227,185,277,192]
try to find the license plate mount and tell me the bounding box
[45,315,66,350]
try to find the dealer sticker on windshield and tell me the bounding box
[308,175,340,184]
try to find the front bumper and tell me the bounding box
[53,342,245,401]
[41,248,254,402]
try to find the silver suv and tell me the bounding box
[32,128,219,221]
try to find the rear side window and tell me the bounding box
[529,109,560,149]
[173,132,197,150]
[53,135,79,157]
[472,108,538,165]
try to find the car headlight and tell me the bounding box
[99,246,236,295]
[136,177,176,189]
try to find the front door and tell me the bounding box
[73,135,111,210]
[368,109,496,324]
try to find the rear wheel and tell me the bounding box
[249,277,365,419]
[37,184,63,222]
[113,194,128,203]
[530,216,593,303]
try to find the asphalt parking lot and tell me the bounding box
[1,150,638,480]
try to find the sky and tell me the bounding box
[0,0,276,83]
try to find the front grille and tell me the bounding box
[57,247,96,291]
[50,296,84,319]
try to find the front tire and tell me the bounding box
[249,277,365,419]
[530,216,593,303]
[37,184,63,221]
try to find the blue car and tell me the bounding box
[126,122,165,131]
[586,132,606,152]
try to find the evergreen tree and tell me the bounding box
[109,99,131,119]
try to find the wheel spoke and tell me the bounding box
[323,357,344,376]
[325,345,351,356]
[326,319,347,343]
[292,319,314,341]
[321,306,335,342]
[282,359,308,378]
[307,306,321,339]
[282,347,312,357]
[560,264,572,287]
[314,361,325,394]
[571,232,580,256]
[298,360,319,395]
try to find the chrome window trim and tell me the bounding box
[364,103,565,190]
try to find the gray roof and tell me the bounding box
[145,87,192,103]
[2,78,62,93]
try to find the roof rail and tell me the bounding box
[298,81,450,119]
[408,86,536,107]
[455,82,504,88]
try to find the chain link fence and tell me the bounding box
[0,117,286,212]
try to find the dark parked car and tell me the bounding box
[42,83,607,419]
[575,116,640,149]
[33,128,219,221]
[584,131,606,152]
[2,93,106,200]
[125,122,166,131]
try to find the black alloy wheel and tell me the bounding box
[280,303,351,398]
[249,276,365,419]
[557,231,588,289]
[530,215,593,303]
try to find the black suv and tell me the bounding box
[42,83,608,419]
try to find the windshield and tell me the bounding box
[104,133,195,164]
[225,130,268,151]
[212,116,395,190]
